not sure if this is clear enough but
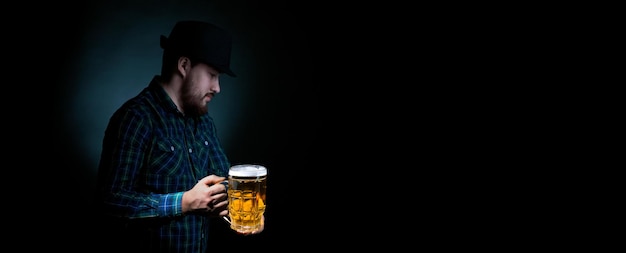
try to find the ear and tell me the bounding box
[177,57,191,77]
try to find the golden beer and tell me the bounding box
[227,164,267,233]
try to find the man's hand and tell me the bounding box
[183,175,228,216]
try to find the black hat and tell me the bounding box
[160,20,236,77]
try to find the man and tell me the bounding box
[96,20,263,253]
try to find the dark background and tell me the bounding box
[5,2,573,249]
[4,0,479,250]
[7,0,348,250]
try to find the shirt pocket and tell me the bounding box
[148,138,186,176]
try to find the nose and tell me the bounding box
[211,81,220,94]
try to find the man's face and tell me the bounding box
[181,63,221,116]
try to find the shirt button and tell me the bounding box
[188,148,193,153]
[204,141,208,145]
[170,146,175,151]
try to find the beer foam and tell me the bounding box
[229,164,267,177]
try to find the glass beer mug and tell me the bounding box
[226,164,267,233]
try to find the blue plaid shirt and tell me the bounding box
[96,76,230,253]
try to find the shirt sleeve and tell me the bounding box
[159,192,184,217]
[98,107,184,219]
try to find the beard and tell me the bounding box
[181,79,209,117]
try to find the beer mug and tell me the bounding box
[227,164,267,233]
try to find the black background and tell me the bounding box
[7,0,343,250]
[3,1,564,250]
[5,0,424,249]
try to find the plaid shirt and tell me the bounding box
[97,76,230,253]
